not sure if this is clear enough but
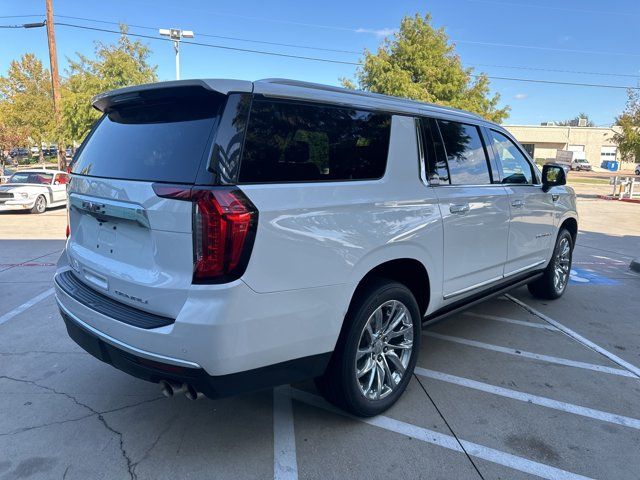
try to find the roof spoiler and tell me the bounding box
[92,79,253,113]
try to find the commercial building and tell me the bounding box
[503,124,624,166]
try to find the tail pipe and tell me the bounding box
[159,380,186,398]
[159,380,204,400]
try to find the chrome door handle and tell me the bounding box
[449,203,470,214]
[511,200,524,208]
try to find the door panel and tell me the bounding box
[487,129,556,275]
[434,186,510,298]
[503,186,555,274]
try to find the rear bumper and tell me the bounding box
[61,308,330,398]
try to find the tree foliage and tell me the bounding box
[557,113,595,127]
[62,25,157,142]
[342,14,509,123]
[614,89,640,163]
[0,54,55,149]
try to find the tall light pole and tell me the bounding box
[159,28,194,80]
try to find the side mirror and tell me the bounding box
[541,164,566,192]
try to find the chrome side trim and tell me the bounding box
[443,260,545,300]
[504,260,545,278]
[443,275,503,300]
[56,296,201,369]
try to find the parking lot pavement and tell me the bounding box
[1,197,639,480]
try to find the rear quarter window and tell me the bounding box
[238,99,391,183]
[72,95,223,183]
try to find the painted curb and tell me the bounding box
[630,258,640,273]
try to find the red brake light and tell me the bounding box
[152,184,258,283]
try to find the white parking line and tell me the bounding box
[291,389,594,480]
[416,367,640,430]
[423,331,635,378]
[0,288,54,327]
[506,294,640,379]
[462,311,559,331]
[273,386,298,480]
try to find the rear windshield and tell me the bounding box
[72,95,222,183]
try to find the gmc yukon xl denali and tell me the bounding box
[55,79,577,417]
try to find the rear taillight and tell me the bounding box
[153,184,258,284]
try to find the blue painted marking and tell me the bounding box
[570,268,619,286]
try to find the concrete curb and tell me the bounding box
[630,258,640,273]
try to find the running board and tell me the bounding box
[423,271,543,327]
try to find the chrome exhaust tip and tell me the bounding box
[159,380,186,398]
[184,383,204,401]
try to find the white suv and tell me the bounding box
[54,79,578,416]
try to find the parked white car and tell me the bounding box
[55,79,578,417]
[0,169,69,214]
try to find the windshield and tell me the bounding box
[8,172,53,184]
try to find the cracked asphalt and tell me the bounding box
[1,189,639,480]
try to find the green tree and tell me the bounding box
[614,88,640,164]
[62,25,157,143]
[342,14,509,123]
[557,113,595,127]
[0,54,55,159]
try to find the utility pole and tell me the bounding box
[45,0,66,170]
[159,28,194,80]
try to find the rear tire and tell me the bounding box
[527,229,573,300]
[30,195,46,214]
[315,278,421,417]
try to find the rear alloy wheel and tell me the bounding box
[355,300,414,400]
[30,195,46,214]
[315,279,420,417]
[528,229,573,299]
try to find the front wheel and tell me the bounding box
[30,195,46,214]
[528,229,573,299]
[315,279,421,417]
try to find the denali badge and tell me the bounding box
[113,290,149,305]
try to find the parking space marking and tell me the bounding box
[0,288,54,327]
[273,385,298,480]
[291,389,594,480]
[423,332,635,378]
[462,312,559,331]
[416,367,640,430]
[506,295,640,379]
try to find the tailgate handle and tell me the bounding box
[70,195,150,228]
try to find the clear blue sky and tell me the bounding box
[1,0,639,125]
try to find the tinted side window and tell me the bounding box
[419,117,450,184]
[437,120,491,185]
[239,99,391,183]
[490,130,534,185]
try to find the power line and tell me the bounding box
[55,22,362,66]
[469,62,640,79]
[464,0,640,18]
[54,14,362,54]
[50,14,640,79]
[455,39,640,58]
[3,16,639,90]
[471,74,639,90]
[53,21,640,90]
